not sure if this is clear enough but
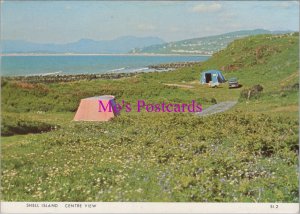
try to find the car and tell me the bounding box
[228,77,239,88]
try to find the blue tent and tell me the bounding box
[200,70,226,84]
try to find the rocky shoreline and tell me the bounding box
[1,72,142,83]
[2,61,201,83]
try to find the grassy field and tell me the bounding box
[1,33,299,202]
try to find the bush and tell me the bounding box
[211,98,217,104]
[240,84,264,100]
[282,83,299,91]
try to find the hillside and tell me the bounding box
[1,36,165,54]
[131,29,293,55]
[1,33,299,202]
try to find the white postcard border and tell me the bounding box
[0,202,299,214]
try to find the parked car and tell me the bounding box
[228,77,239,88]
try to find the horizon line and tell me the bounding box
[0,53,212,57]
[2,28,297,44]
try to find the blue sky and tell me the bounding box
[1,1,299,43]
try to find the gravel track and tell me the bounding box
[196,101,238,116]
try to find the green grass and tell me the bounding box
[1,112,298,202]
[1,113,56,136]
[1,33,299,202]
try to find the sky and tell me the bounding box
[1,1,299,43]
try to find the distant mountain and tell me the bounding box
[1,36,165,54]
[130,29,294,55]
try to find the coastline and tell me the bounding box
[0,53,212,57]
[1,60,203,83]
[1,72,151,83]
[1,55,207,77]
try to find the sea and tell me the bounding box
[1,55,210,76]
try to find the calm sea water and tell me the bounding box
[1,55,209,76]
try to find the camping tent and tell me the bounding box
[200,70,226,85]
[74,95,119,121]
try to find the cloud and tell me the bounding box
[137,23,156,31]
[219,12,235,20]
[273,1,299,9]
[191,2,222,13]
[169,27,180,32]
[65,5,71,10]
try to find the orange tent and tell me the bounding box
[74,95,119,121]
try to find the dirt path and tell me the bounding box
[196,101,238,116]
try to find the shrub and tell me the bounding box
[240,84,264,100]
[211,98,217,104]
[282,83,299,91]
